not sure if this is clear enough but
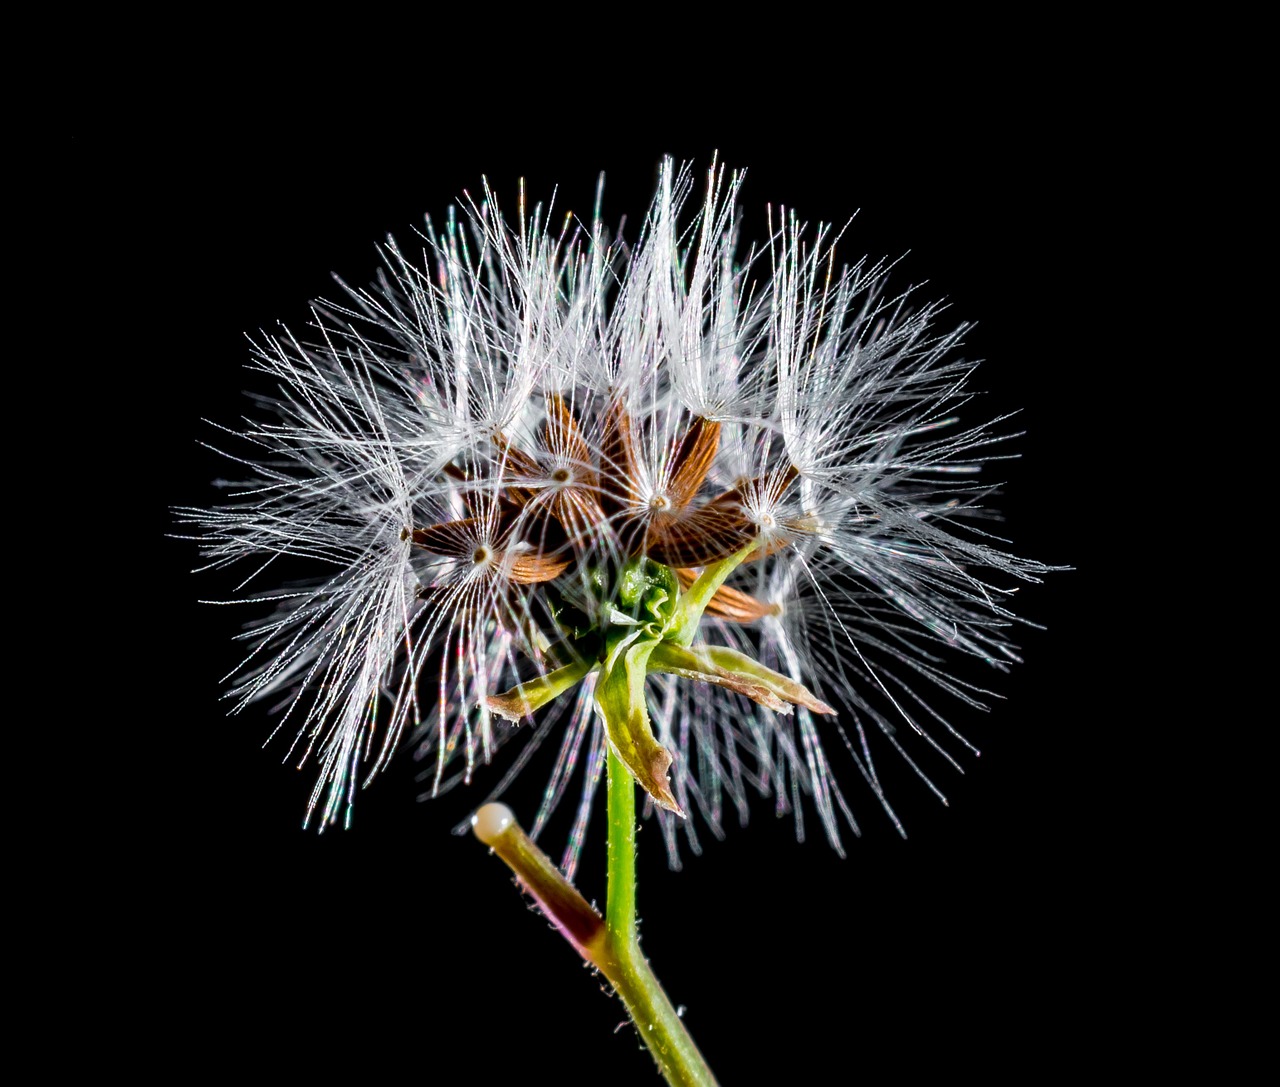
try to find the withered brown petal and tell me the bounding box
[491,432,543,508]
[503,551,573,585]
[511,504,572,554]
[645,501,752,567]
[543,394,595,483]
[440,463,487,517]
[666,417,722,509]
[599,400,642,514]
[775,462,801,494]
[492,432,541,477]
[410,518,480,557]
[719,464,805,565]
[548,490,606,537]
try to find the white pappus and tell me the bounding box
[179,157,1057,871]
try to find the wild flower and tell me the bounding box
[181,158,1053,870]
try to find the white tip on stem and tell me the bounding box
[472,802,515,845]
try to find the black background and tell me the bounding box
[108,111,1117,1083]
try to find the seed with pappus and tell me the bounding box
[180,158,1056,871]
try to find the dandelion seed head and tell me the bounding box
[183,155,1061,859]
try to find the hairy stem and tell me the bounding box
[602,747,718,1086]
[473,762,717,1087]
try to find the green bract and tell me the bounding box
[488,552,833,815]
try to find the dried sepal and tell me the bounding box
[646,642,792,714]
[648,642,834,716]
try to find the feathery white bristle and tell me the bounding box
[183,154,1061,858]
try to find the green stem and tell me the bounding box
[606,743,639,941]
[602,747,718,1087]
[473,760,717,1087]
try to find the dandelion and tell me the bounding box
[181,157,1057,1085]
